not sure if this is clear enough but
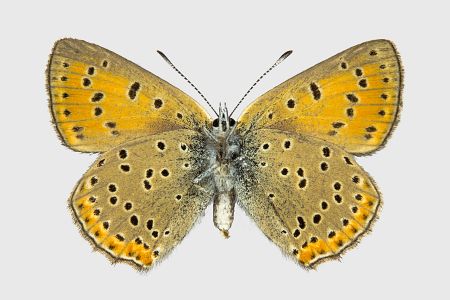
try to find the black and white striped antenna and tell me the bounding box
[157,50,218,117]
[229,50,293,117]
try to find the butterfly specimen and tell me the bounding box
[47,39,402,270]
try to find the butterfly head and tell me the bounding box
[212,103,236,133]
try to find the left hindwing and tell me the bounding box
[70,129,211,270]
[237,40,402,155]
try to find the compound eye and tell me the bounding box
[229,118,236,126]
[212,118,219,127]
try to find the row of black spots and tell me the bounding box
[176,112,183,119]
[320,161,329,172]
[355,193,363,201]
[346,107,355,118]
[128,82,140,100]
[161,169,170,177]
[283,140,292,150]
[90,176,99,187]
[89,196,97,203]
[378,109,386,116]
[268,193,275,200]
[340,61,348,70]
[115,234,125,242]
[310,237,319,245]
[111,130,119,137]
[108,183,118,193]
[87,66,95,76]
[309,82,321,100]
[297,216,306,229]
[346,93,359,103]
[343,156,353,165]
[332,121,346,129]
[120,164,131,173]
[72,126,84,133]
[119,149,128,159]
[75,133,85,140]
[383,77,390,83]
[62,62,70,68]
[354,68,363,77]
[286,99,296,109]
[333,181,342,191]
[60,76,68,82]
[130,215,139,226]
[146,168,153,178]
[260,161,267,167]
[342,218,349,227]
[298,178,308,189]
[334,194,343,204]
[143,179,152,191]
[63,109,71,117]
[321,201,329,210]
[366,126,377,133]
[267,112,274,120]
[312,214,322,225]
[103,221,110,230]
[82,77,92,87]
[352,175,360,184]
[62,92,69,99]
[109,196,118,205]
[322,147,330,158]
[364,133,373,140]
[380,93,388,100]
[369,50,378,56]
[261,143,270,151]
[280,168,289,176]
[124,201,133,211]
[154,98,163,109]
[293,229,301,238]
[297,167,304,177]
[358,78,368,88]
[156,140,166,151]
[180,143,187,152]
[328,130,337,136]
[105,121,116,129]
[146,219,154,230]
[182,162,190,169]
[102,60,109,68]
[328,230,336,239]
[175,194,182,201]
[94,107,103,117]
[91,92,104,102]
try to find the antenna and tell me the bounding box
[229,50,293,117]
[157,50,218,116]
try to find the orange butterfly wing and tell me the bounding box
[47,39,211,152]
[237,39,402,155]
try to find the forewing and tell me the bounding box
[70,129,212,269]
[47,39,211,152]
[237,40,402,155]
[236,129,381,268]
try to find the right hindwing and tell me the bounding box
[236,129,381,268]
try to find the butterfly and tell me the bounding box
[47,39,402,270]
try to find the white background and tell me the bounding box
[1,0,448,299]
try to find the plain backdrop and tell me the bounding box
[1,1,448,299]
